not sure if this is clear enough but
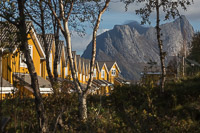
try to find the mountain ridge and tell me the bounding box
[82,15,194,80]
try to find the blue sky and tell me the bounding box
[71,0,200,55]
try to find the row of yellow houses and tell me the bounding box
[0,22,129,99]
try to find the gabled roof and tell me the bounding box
[37,34,54,53]
[98,61,121,73]
[0,21,28,49]
[115,77,130,85]
[0,21,45,58]
[0,78,14,88]
[97,61,109,73]
[104,61,115,70]
[57,41,64,64]
[0,21,33,48]
[13,73,52,94]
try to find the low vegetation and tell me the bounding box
[2,75,200,132]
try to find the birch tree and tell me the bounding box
[123,0,193,91]
[0,0,49,132]
[48,0,110,120]
[24,0,61,92]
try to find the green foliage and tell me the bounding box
[123,0,193,24]
[188,32,200,62]
[2,76,200,132]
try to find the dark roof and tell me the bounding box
[0,21,33,50]
[57,41,64,63]
[103,61,115,70]
[37,34,54,53]
[115,77,130,85]
[0,78,13,87]
[13,73,52,88]
[93,80,112,87]
[97,61,105,70]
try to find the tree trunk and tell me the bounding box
[78,94,87,120]
[156,0,166,92]
[86,0,110,94]
[53,24,60,82]
[17,0,48,132]
[49,0,110,122]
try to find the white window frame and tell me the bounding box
[111,68,116,76]
[93,68,96,77]
[65,67,68,76]
[101,70,105,78]
[20,45,33,68]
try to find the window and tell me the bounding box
[101,70,105,78]
[20,45,33,68]
[111,68,116,76]
[93,69,96,77]
[57,63,61,75]
[79,74,82,81]
[83,75,85,82]
[65,67,68,76]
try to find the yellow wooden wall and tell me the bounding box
[108,64,119,84]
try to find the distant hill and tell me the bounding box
[82,15,194,80]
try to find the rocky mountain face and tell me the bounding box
[82,16,194,80]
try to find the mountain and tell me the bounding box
[82,15,194,80]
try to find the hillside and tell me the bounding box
[82,15,194,80]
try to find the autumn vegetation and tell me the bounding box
[1,0,200,132]
[1,73,200,132]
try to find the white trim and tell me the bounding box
[65,67,68,76]
[111,62,121,73]
[93,68,96,77]
[39,88,53,94]
[79,74,82,81]
[49,53,52,72]
[20,45,33,68]
[29,45,33,58]
[20,52,27,68]
[111,68,116,76]
[0,87,16,94]
[102,63,109,74]
[101,70,105,78]
[31,27,46,58]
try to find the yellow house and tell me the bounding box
[37,34,55,79]
[1,22,52,97]
[2,22,46,84]
[60,42,66,79]
[0,78,16,99]
[105,61,121,84]
[64,47,70,79]
[57,41,66,78]
[84,59,90,82]
[95,61,112,95]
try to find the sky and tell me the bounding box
[71,0,200,55]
